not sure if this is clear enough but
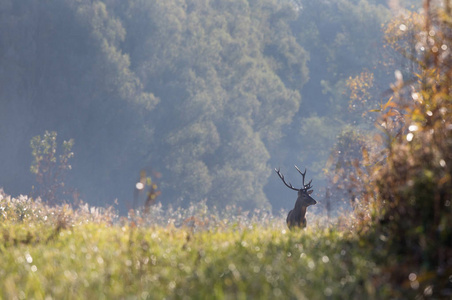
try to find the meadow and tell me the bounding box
[0,192,393,299]
[2,1,452,299]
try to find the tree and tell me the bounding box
[0,0,400,213]
[30,131,74,204]
[0,0,155,210]
[115,0,306,209]
[266,0,392,209]
[357,1,452,296]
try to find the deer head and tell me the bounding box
[275,165,317,229]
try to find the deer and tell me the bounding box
[275,165,317,229]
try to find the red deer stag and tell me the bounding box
[275,165,317,229]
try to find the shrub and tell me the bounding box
[30,131,74,204]
[356,1,452,297]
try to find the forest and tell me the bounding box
[1,0,451,298]
[0,0,392,212]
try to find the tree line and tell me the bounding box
[0,0,393,212]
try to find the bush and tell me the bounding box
[30,131,74,204]
[356,1,452,297]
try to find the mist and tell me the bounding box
[0,0,393,214]
[3,1,452,298]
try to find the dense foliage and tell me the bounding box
[0,0,391,211]
[346,1,452,297]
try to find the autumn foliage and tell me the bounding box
[354,1,452,296]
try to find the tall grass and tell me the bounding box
[0,190,390,299]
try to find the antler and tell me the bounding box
[294,165,313,190]
[275,168,299,191]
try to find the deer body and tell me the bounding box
[287,206,307,228]
[275,165,317,229]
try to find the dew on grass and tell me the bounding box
[408,273,417,281]
[25,253,33,263]
[273,288,282,297]
[168,281,176,290]
[324,287,333,296]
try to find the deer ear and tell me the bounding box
[307,190,313,195]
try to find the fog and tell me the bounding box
[0,0,395,214]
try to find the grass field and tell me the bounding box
[1,193,393,299]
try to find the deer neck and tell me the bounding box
[299,206,307,219]
[293,200,307,219]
